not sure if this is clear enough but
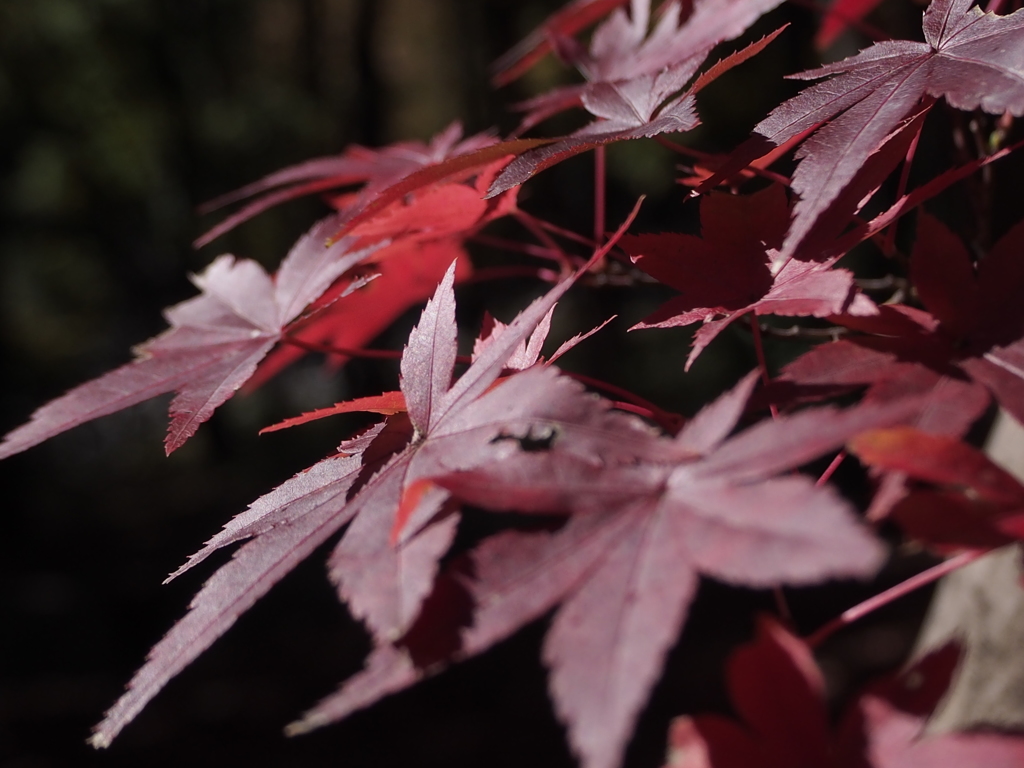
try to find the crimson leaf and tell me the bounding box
[620,184,876,368]
[667,619,1024,768]
[714,0,1024,261]
[784,213,1024,442]
[196,122,498,247]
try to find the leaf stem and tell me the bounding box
[749,318,779,420]
[806,549,985,648]
[594,145,607,246]
[467,265,562,284]
[752,317,792,622]
[470,233,569,264]
[513,210,579,274]
[654,136,792,188]
[836,136,1024,257]
[788,0,888,41]
[563,370,684,433]
[816,451,846,487]
[515,210,598,248]
[881,111,926,257]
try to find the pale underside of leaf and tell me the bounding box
[167,452,366,582]
[674,370,759,455]
[273,216,379,326]
[0,337,274,461]
[327,449,458,642]
[285,510,636,738]
[400,260,459,434]
[696,397,924,483]
[544,502,698,768]
[487,93,697,197]
[669,474,884,585]
[163,337,279,453]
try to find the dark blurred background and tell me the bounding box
[0,1,945,767]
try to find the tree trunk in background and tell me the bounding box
[914,410,1024,731]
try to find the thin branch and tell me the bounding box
[563,370,684,433]
[758,322,848,341]
[750,319,780,420]
[516,210,598,248]
[467,265,561,284]
[806,550,985,648]
[470,233,568,264]
[513,210,579,275]
[654,136,792,188]
[789,0,889,41]
[594,145,607,246]
[816,451,846,487]
[881,112,925,257]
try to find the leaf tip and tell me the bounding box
[87,731,112,750]
[284,713,326,737]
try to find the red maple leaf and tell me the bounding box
[815,0,887,50]
[780,212,1024,518]
[195,122,499,247]
[664,616,1024,768]
[511,0,786,131]
[246,159,517,387]
[784,213,1024,439]
[0,217,376,458]
[849,426,1024,550]
[620,184,876,368]
[704,0,1024,261]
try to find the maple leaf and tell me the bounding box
[87,450,370,749]
[244,157,520,388]
[0,217,375,459]
[783,213,1024,452]
[89,204,642,747]
[665,616,1024,768]
[620,184,876,369]
[707,0,1024,261]
[289,371,924,768]
[510,0,786,130]
[195,122,499,247]
[491,64,701,195]
[490,0,631,87]
[848,427,1024,549]
[489,0,786,195]
[815,0,886,49]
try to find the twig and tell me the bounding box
[806,550,985,648]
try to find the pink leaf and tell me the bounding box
[0,237,362,460]
[418,377,919,768]
[400,260,459,434]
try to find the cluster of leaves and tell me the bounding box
[6,0,1024,766]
